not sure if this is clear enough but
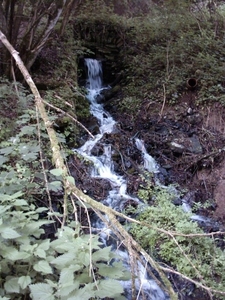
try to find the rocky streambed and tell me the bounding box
[73,87,225,226]
[67,62,225,299]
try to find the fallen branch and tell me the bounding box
[2,30,225,300]
[0,29,177,299]
[185,147,225,172]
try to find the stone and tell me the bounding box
[187,135,203,154]
[170,135,202,154]
[170,141,185,154]
[186,113,203,125]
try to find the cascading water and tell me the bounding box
[76,58,170,300]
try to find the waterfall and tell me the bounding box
[76,58,170,300]
[85,58,103,90]
[135,138,159,173]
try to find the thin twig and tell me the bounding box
[42,99,94,139]
[11,61,19,98]
[160,266,225,297]
[159,83,166,120]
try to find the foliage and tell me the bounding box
[0,78,33,142]
[1,1,225,299]
[73,0,225,116]
[0,107,128,299]
[34,25,91,146]
[130,175,225,298]
[118,96,141,114]
[122,2,225,107]
[0,195,127,299]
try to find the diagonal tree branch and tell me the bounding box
[2,27,225,299]
[6,29,223,300]
[2,28,224,299]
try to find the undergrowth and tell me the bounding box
[122,3,225,110]
[130,173,225,298]
[75,1,225,117]
[0,81,128,300]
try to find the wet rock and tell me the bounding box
[182,191,196,207]
[91,143,104,156]
[155,125,169,135]
[187,135,202,154]
[82,178,111,200]
[191,215,221,233]
[186,112,203,125]
[156,167,169,184]
[170,140,185,154]
[187,107,193,115]
[173,198,183,206]
[124,159,132,169]
[86,116,100,135]
[170,135,202,154]
[101,85,121,102]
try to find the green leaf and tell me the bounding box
[29,283,54,300]
[33,260,53,274]
[2,247,30,260]
[0,205,11,214]
[78,251,90,267]
[92,246,112,262]
[21,152,38,161]
[67,282,96,300]
[66,176,75,185]
[57,281,79,297]
[0,146,14,155]
[19,125,36,136]
[45,279,57,288]
[95,279,123,298]
[97,262,126,279]
[59,267,75,285]
[24,220,52,236]
[0,155,8,166]
[48,180,62,192]
[34,248,46,259]
[4,277,20,293]
[13,199,28,206]
[35,207,48,213]
[50,168,63,176]
[10,191,24,199]
[18,275,32,289]
[0,227,21,239]
[37,239,50,251]
[50,252,76,269]
[114,296,127,300]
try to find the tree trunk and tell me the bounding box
[0,0,74,77]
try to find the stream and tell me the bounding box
[75,58,170,300]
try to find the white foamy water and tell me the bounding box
[135,138,159,173]
[75,58,170,300]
